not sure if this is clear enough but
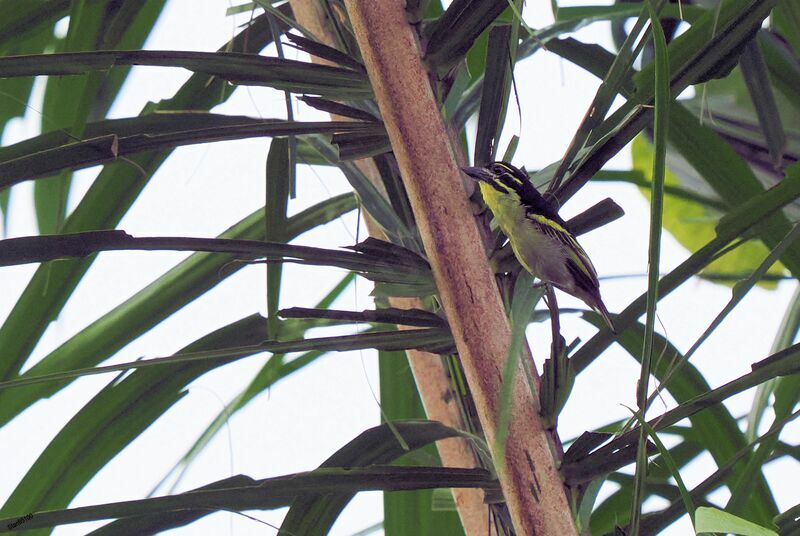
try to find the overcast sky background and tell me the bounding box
[0,1,796,534]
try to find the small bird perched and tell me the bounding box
[462,161,615,332]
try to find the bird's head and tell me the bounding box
[462,161,557,217]
[462,161,530,197]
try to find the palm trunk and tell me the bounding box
[289,3,493,534]
[342,2,578,534]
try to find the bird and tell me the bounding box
[462,161,615,332]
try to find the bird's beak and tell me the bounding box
[461,166,495,183]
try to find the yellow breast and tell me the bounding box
[478,182,527,231]
[478,182,569,282]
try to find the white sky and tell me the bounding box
[0,1,796,535]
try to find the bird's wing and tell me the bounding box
[566,256,600,295]
[563,240,599,287]
[527,211,600,285]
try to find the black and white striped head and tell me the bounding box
[462,161,560,221]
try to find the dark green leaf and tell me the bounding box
[739,39,786,168]
[280,421,475,535]
[449,20,589,129]
[555,4,705,23]
[34,1,167,234]
[0,13,278,384]
[299,95,380,122]
[576,340,800,485]
[0,0,69,48]
[547,35,800,281]
[773,0,800,54]
[630,4,669,530]
[672,103,800,277]
[295,137,333,166]
[371,154,418,234]
[0,50,371,96]
[496,272,542,464]
[774,503,800,534]
[0,117,371,187]
[592,169,728,210]
[572,162,800,373]
[0,328,454,391]
[0,194,356,426]
[0,315,267,523]
[474,23,514,165]
[636,416,697,525]
[640,410,798,534]
[305,136,414,244]
[162,273,356,488]
[0,234,433,297]
[549,0,655,191]
[424,0,510,74]
[279,306,446,328]
[747,286,800,440]
[379,351,466,536]
[284,32,365,72]
[589,439,706,534]
[0,465,494,533]
[728,289,800,516]
[265,137,291,338]
[565,198,625,237]
[759,30,800,116]
[555,0,779,202]
[332,129,393,160]
[0,19,55,231]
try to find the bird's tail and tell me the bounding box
[594,298,616,334]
